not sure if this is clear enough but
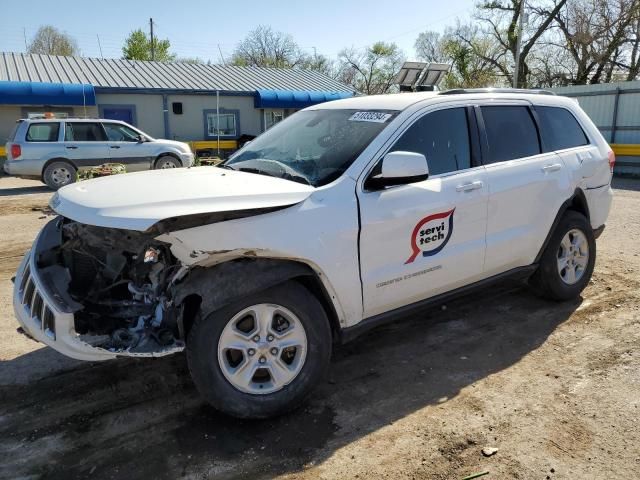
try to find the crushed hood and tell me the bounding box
[51,166,315,231]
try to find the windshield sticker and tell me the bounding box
[348,111,393,123]
[405,208,455,264]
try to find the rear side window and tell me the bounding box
[65,122,106,141]
[536,106,589,152]
[391,107,471,175]
[26,123,59,142]
[481,106,540,163]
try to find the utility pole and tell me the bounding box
[23,28,28,52]
[513,0,526,88]
[150,18,155,61]
[217,44,227,66]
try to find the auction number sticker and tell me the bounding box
[348,111,393,123]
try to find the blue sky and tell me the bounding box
[0,0,474,61]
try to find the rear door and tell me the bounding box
[357,105,489,318]
[102,122,153,171]
[63,122,110,168]
[478,103,572,276]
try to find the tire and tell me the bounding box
[154,155,181,169]
[529,210,596,301]
[186,281,332,419]
[43,161,77,190]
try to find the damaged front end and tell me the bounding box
[14,217,187,359]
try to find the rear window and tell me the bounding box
[536,106,589,152]
[481,106,541,163]
[26,122,59,142]
[65,122,106,141]
[8,121,22,141]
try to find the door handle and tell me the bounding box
[65,146,78,150]
[542,163,562,173]
[110,145,121,149]
[456,180,483,192]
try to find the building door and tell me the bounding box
[101,106,135,125]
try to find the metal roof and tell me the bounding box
[0,52,353,94]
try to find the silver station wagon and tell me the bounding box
[4,118,194,189]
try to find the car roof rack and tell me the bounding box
[439,88,556,96]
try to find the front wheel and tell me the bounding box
[187,281,332,418]
[154,155,181,169]
[529,210,596,300]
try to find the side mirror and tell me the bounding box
[137,134,146,143]
[365,151,429,190]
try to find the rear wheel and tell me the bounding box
[530,210,596,300]
[154,155,181,169]
[43,161,76,190]
[187,281,332,418]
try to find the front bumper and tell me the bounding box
[179,152,195,167]
[13,219,183,361]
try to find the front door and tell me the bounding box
[477,104,572,276]
[358,106,489,318]
[102,122,153,171]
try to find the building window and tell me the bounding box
[265,110,284,130]
[206,112,237,137]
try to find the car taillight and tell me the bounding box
[10,144,21,159]
[608,150,616,173]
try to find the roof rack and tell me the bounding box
[439,88,556,96]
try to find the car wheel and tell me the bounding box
[187,281,332,419]
[529,210,596,301]
[43,161,77,190]
[154,155,181,169]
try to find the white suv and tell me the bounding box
[12,89,613,418]
[4,118,194,189]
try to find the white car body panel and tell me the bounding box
[52,166,315,231]
[159,177,361,326]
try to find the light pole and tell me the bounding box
[513,0,526,88]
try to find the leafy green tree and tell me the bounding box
[122,29,175,62]
[27,26,79,56]
[337,42,405,94]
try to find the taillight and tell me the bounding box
[10,144,21,159]
[607,150,616,173]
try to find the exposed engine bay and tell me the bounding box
[44,219,187,354]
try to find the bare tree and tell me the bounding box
[415,31,448,62]
[337,42,405,94]
[466,0,568,87]
[27,25,79,56]
[548,0,640,84]
[232,25,305,68]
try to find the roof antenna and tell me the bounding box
[218,44,227,66]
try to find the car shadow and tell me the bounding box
[612,175,640,191]
[0,281,581,480]
[0,185,50,197]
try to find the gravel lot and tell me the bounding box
[0,175,638,480]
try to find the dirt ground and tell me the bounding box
[0,175,638,480]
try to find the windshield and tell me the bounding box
[223,109,398,187]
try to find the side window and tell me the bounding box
[481,106,540,163]
[536,106,589,152]
[26,123,59,142]
[103,123,140,142]
[390,107,471,176]
[64,122,107,142]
